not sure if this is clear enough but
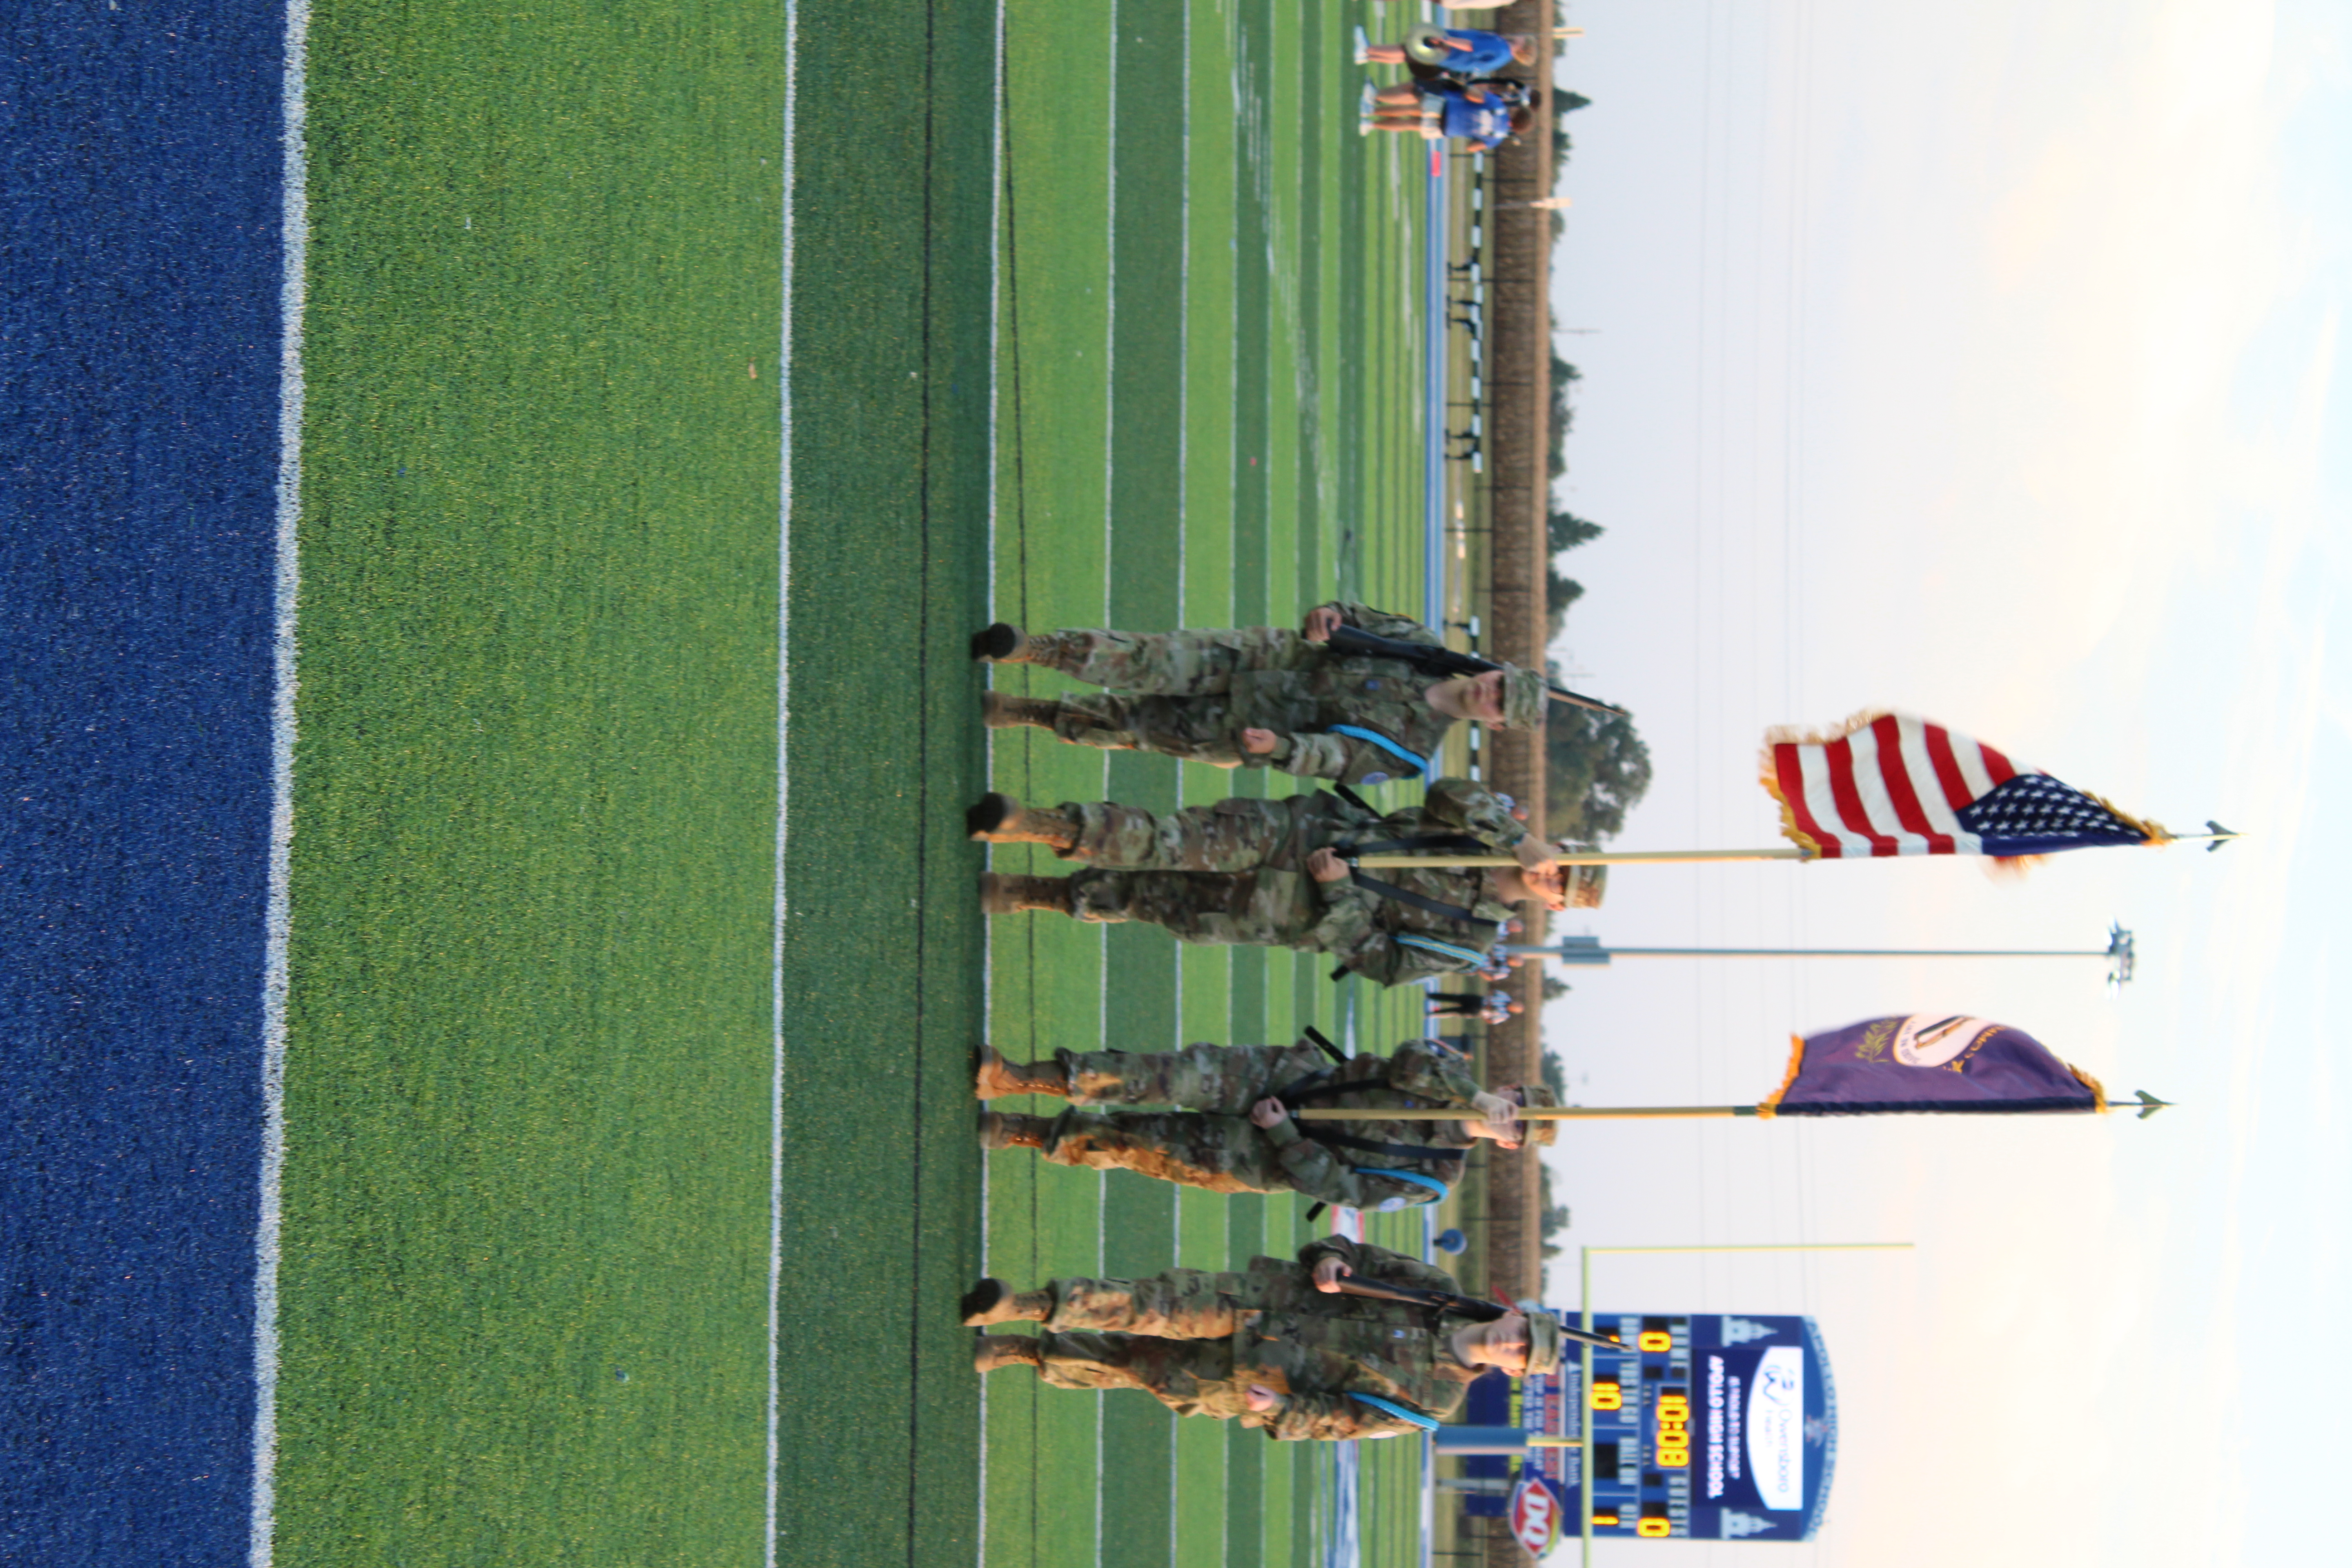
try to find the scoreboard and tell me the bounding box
[1460,1312,1837,1546]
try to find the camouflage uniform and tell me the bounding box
[1040,1038,1486,1211]
[1019,601,1504,786]
[1029,1235,1491,1440]
[1056,777,1526,985]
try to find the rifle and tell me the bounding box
[1323,622,1627,718]
[1328,1276,1627,1352]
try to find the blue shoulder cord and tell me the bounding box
[1349,1392,1440,1432]
[1396,933,1488,967]
[1352,1168,1449,1202]
[1328,723,1431,780]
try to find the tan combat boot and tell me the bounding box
[974,1044,1071,1100]
[965,792,1080,850]
[980,690,1061,730]
[976,1111,1054,1151]
[960,1278,1054,1326]
[977,872,1075,915]
[972,1333,1045,1374]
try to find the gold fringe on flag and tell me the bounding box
[1756,709,1889,856]
[2086,792,2171,846]
[2068,1063,2110,1114]
[1753,1034,1811,1120]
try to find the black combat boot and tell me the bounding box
[965,793,1081,851]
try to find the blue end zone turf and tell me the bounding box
[1,5,285,1560]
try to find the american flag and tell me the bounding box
[1761,711,2167,859]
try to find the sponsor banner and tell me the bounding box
[1509,1477,1564,1556]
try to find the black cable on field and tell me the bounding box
[990,23,1045,1563]
[905,0,943,1557]
[995,0,1043,1205]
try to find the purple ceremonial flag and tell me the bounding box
[1759,1015,2106,1117]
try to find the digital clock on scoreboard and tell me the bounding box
[1457,1312,1837,1545]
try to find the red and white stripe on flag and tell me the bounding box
[1761,711,2020,858]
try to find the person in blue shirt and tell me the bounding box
[1356,25,1534,83]
[1362,81,1533,154]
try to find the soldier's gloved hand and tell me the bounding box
[1240,727,1279,755]
[1245,1384,1284,1412]
[1514,836,1561,874]
[1471,1090,1520,1132]
[1301,606,1343,643]
[1307,847,1352,884]
[1312,1257,1353,1293]
[1249,1097,1290,1129]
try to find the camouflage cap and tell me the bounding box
[1518,1083,1559,1148]
[1497,666,1548,730]
[1564,863,1607,910]
[1522,1310,1565,1378]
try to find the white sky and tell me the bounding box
[1534,0,2350,1561]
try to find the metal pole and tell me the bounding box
[1517,924,2137,980]
[1578,1243,1913,1566]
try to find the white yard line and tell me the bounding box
[975,0,1006,1561]
[1170,1,1193,1556]
[1094,7,1117,1565]
[247,5,310,1563]
[766,1,798,1561]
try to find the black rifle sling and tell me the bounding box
[1342,833,1490,858]
[1301,1024,1347,1064]
[1298,1127,1467,1164]
[1350,874,1496,932]
[1327,622,1628,717]
[1338,832,1497,930]
[1271,1065,1343,1103]
[1325,623,1485,680]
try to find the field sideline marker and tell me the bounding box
[248,3,312,1564]
[975,0,1008,1562]
[768,0,798,1560]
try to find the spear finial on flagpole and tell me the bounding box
[2129,1090,2174,1120]
[2198,820,2241,853]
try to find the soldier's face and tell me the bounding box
[1512,864,1570,911]
[1470,1312,1533,1376]
[1465,670,1507,725]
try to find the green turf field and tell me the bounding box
[272,2,1445,1564]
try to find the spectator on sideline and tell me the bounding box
[1356,25,1535,83]
[1362,81,1534,153]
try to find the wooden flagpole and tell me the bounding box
[1295,1106,1760,1120]
[1353,847,1809,868]
[1355,827,2241,869]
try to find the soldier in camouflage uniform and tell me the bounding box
[960,1234,1564,1441]
[969,776,1602,986]
[972,1036,1557,1214]
[971,601,1547,786]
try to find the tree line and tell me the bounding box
[1543,351,1653,842]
